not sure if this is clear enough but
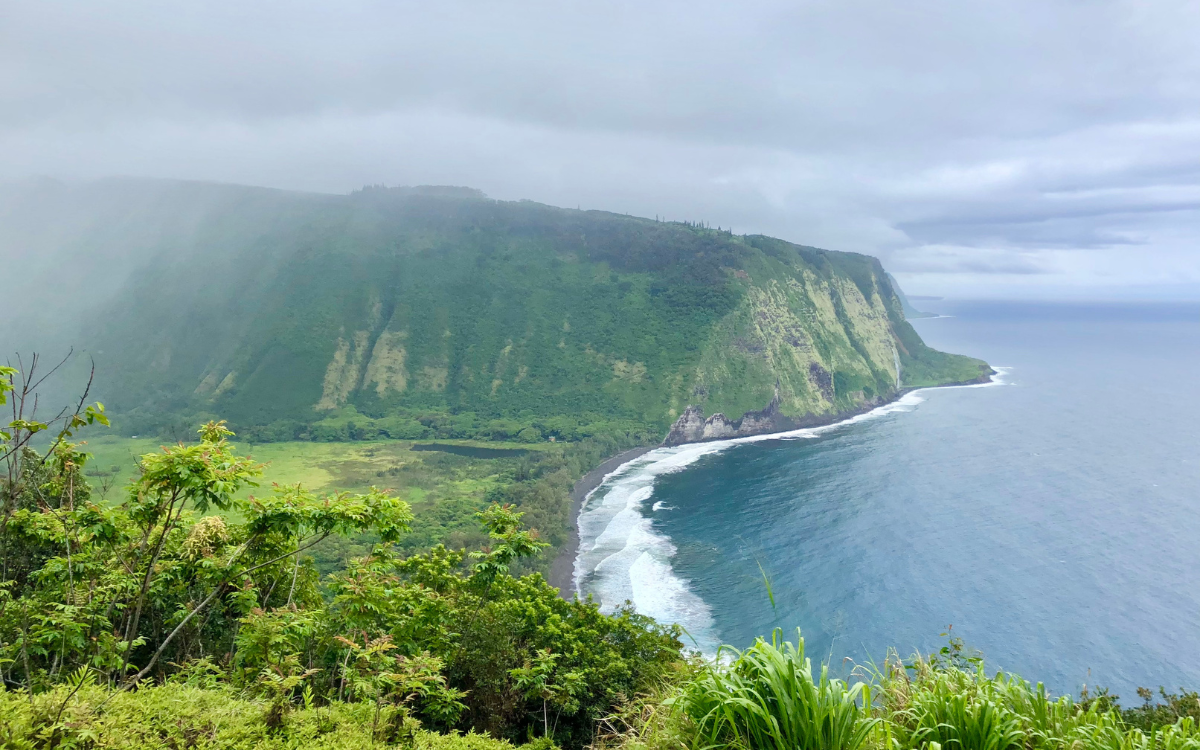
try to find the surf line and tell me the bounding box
[571,367,1010,652]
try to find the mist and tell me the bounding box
[3,0,1199,299]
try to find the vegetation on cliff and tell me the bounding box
[2,179,988,446]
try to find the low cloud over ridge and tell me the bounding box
[2,0,1198,298]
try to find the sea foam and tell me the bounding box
[572,368,1010,654]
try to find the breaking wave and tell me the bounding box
[572,368,1010,654]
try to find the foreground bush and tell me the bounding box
[0,385,682,749]
[0,683,528,750]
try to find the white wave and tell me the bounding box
[573,367,1012,654]
[651,501,675,511]
[573,444,726,651]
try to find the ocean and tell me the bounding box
[574,300,1200,697]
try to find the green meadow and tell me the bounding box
[71,428,626,577]
[79,434,566,567]
[82,434,551,500]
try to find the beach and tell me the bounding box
[548,445,655,596]
[550,370,998,600]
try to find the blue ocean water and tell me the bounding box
[575,300,1200,697]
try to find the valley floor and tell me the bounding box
[81,434,557,564]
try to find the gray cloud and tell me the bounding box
[2,0,1199,298]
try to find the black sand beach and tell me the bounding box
[548,446,655,597]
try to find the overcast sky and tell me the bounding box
[3,0,1199,298]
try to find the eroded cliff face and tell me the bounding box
[662,386,796,445]
[659,252,998,446]
[663,262,905,445]
[661,388,894,446]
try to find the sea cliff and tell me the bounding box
[662,370,995,446]
[2,179,989,441]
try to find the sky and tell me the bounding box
[3,0,1199,299]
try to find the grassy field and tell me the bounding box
[79,434,560,563]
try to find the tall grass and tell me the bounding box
[876,650,1200,750]
[655,630,1200,750]
[902,677,1024,750]
[672,629,877,750]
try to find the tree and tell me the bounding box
[510,648,585,739]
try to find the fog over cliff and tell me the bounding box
[3,1,1199,300]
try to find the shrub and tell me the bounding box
[0,683,530,750]
[516,427,543,443]
[378,416,430,439]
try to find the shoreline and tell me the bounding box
[664,368,995,447]
[548,445,656,596]
[550,369,996,598]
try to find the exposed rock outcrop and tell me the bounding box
[662,368,997,447]
[663,386,793,446]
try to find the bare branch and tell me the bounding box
[108,531,332,698]
[26,347,74,394]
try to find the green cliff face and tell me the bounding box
[685,245,986,425]
[9,180,988,442]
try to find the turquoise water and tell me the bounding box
[575,300,1200,697]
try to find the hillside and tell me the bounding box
[3,179,989,444]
